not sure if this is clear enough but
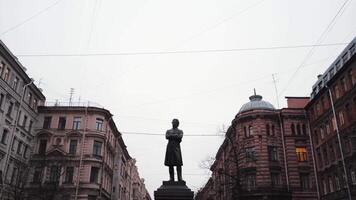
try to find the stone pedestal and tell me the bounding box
[154,181,194,200]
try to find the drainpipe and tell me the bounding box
[0,79,33,200]
[304,112,321,200]
[278,112,290,191]
[326,86,352,200]
[75,104,89,200]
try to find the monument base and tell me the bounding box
[154,181,194,200]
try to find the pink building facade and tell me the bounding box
[26,105,150,200]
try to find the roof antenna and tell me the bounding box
[254,88,256,95]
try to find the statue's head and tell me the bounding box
[172,119,179,128]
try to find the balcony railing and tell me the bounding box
[44,101,104,108]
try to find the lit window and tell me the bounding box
[296,147,307,162]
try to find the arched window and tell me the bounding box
[266,124,270,136]
[297,124,301,136]
[302,124,307,135]
[291,124,295,135]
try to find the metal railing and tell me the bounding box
[44,101,104,108]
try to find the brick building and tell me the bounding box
[196,94,317,200]
[0,41,46,199]
[305,37,356,200]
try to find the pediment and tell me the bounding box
[47,148,66,157]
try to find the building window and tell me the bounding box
[65,167,74,183]
[297,124,301,135]
[1,129,8,144]
[271,172,280,187]
[341,77,348,92]
[244,127,247,137]
[335,176,341,191]
[93,141,102,157]
[339,111,345,126]
[329,177,334,193]
[300,173,310,190]
[271,125,275,135]
[351,170,356,185]
[314,130,319,144]
[43,116,52,129]
[38,140,47,155]
[345,104,353,121]
[23,145,28,158]
[296,147,307,162]
[3,67,10,82]
[248,126,253,137]
[22,115,28,127]
[58,117,66,130]
[291,124,295,135]
[73,117,81,130]
[325,123,330,135]
[323,179,327,194]
[27,92,32,105]
[0,93,4,108]
[302,124,306,135]
[7,102,13,116]
[266,124,270,135]
[90,167,100,183]
[0,61,3,76]
[246,174,256,191]
[11,167,18,185]
[268,146,278,161]
[323,147,329,165]
[96,118,103,131]
[69,140,77,155]
[28,120,33,132]
[349,69,355,86]
[49,166,61,183]
[32,98,38,109]
[245,147,256,161]
[329,143,335,161]
[17,141,22,155]
[12,76,19,91]
[320,127,325,140]
[32,167,42,183]
[334,84,340,99]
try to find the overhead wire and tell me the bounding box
[0,0,64,37]
[15,43,348,57]
[278,0,353,97]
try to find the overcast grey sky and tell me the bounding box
[1,0,356,196]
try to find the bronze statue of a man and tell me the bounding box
[164,119,183,182]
